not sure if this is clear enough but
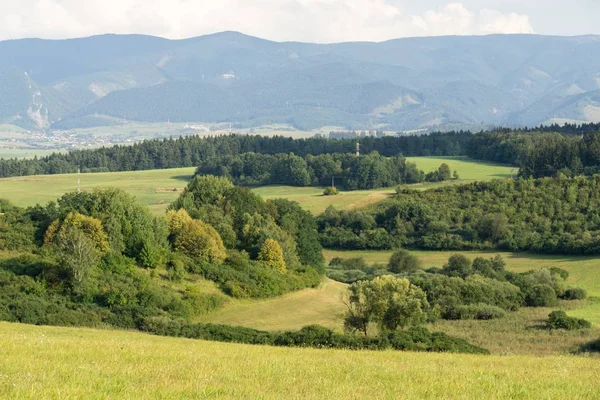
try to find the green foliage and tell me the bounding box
[198,151,425,190]
[51,189,169,263]
[562,287,587,300]
[323,187,339,196]
[547,311,591,330]
[166,209,227,264]
[388,249,420,273]
[327,257,388,284]
[410,272,522,319]
[267,199,325,273]
[443,254,472,277]
[445,303,507,320]
[166,253,187,282]
[344,276,430,335]
[257,239,287,273]
[526,284,558,307]
[138,319,488,354]
[425,163,452,182]
[319,176,600,255]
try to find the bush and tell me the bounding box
[526,284,558,307]
[446,303,507,320]
[443,254,472,277]
[323,187,339,196]
[139,319,488,354]
[580,338,600,353]
[547,311,591,330]
[388,249,420,273]
[562,287,587,300]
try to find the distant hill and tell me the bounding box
[2,32,600,131]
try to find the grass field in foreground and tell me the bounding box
[1,322,599,399]
[0,156,513,215]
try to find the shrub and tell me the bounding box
[388,249,420,273]
[580,338,600,353]
[526,284,558,307]
[562,287,587,300]
[443,254,472,277]
[547,311,591,330]
[167,253,187,282]
[446,303,507,320]
[323,187,339,196]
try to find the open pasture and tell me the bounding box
[1,322,599,399]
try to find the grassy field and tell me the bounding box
[0,148,58,159]
[0,168,195,214]
[199,279,347,330]
[0,156,513,215]
[1,322,600,399]
[410,156,515,181]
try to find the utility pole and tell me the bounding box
[77,167,81,193]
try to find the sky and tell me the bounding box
[0,0,598,43]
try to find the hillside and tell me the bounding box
[2,33,600,131]
[1,322,599,399]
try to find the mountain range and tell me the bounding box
[1,32,600,132]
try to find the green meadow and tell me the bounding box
[1,322,599,399]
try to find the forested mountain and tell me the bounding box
[2,32,600,131]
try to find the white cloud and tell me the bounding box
[0,1,534,42]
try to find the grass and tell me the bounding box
[0,148,58,160]
[0,168,195,214]
[0,156,514,215]
[198,279,347,330]
[1,322,600,399]
[252,186,397,215]
[409,156,515,182]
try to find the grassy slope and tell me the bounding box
[1,322,599,399]
[198,279,347,330]
[0,156,513,215]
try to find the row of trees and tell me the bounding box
[1,122,599,179]
[196,152,453,190]
[466,131,600,178]
[318,176,600,255]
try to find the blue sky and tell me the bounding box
[1,1,598,42]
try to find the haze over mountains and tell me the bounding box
[1,32,600,132]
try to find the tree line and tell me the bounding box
[318,176,600,255]
[1,122,599,179]
[196,152,455,190]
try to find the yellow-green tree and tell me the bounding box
[257,239,286,273]
[44,212,110,292]
[44,212,110,253]
[166,209,193,236]
[167,209,227,264]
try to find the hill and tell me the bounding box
[1,322,599,399]
[2,33,600,131]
